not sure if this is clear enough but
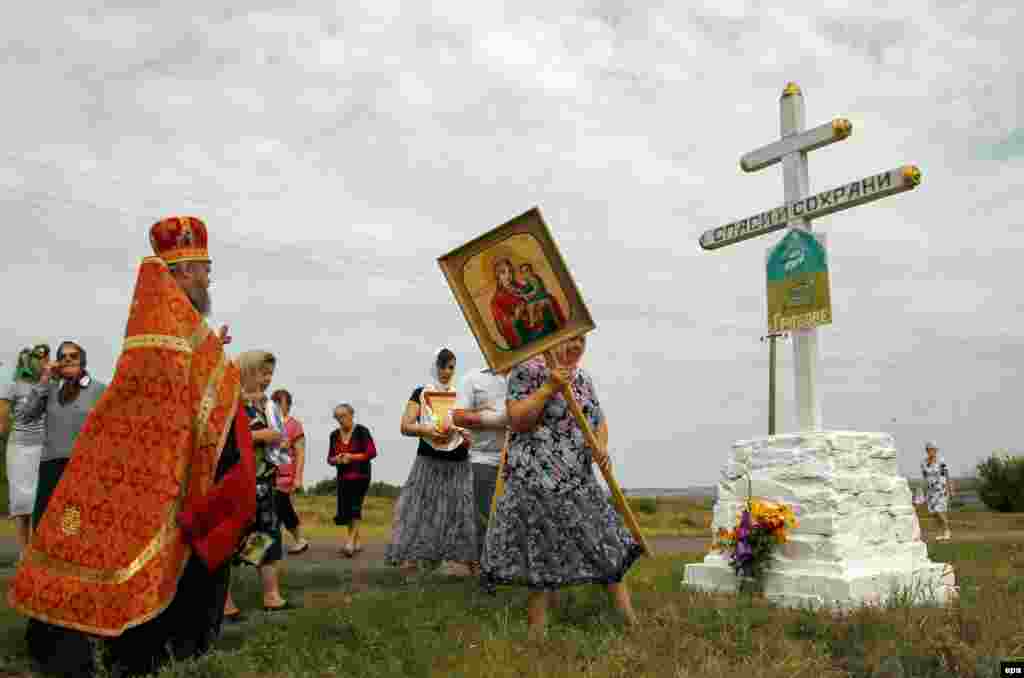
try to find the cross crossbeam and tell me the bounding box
[698,82,923,433]
[699,166,921,250]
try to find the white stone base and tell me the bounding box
[683,431,957,611]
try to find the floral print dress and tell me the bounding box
[921,457,950,514]
[236,400,283,566]
[480,357,642,592]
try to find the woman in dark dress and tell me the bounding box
[481,335,640,635]
[329,403,378,557]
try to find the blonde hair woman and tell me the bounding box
[223,351,293,620]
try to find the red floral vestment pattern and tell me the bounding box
[8,256,255,637]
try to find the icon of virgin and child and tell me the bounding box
[489,256,567,349]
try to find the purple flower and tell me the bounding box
[736,511,752,541]
[735,540,752,560]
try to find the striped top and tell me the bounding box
[0,379,47,447]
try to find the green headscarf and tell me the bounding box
[13,343,50,383]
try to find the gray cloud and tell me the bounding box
[1,1,1021,487]
[815,18,917,66]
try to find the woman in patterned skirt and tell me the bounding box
[386,347,478,578]
[223,350,294,619]
[481,335,640,634]
[921,441,955,541]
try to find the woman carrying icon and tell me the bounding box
[386,348,479,578]
[480,335,640,635]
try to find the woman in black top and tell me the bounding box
[385,348,479,577]
[329,403,378,557]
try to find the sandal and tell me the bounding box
[263,600,296,612]
[288,540,310,555]
[224,609,246,623]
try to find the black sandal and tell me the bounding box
[224,610,246,623]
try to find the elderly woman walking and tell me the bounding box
[329,403,378,557]
[0,344,50,556]
[921,441,955,541]
[386,348,478,577]
[481,335,641,635]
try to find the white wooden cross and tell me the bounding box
[698,82,922,432]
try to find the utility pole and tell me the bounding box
[760,332,788,435]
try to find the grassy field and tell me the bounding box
[279,493,716,540]
[2,496,1022,677]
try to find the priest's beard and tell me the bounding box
[186,284,211,317]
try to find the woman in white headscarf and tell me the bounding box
[386,347,479,577]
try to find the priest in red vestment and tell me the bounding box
[8,216,257,677]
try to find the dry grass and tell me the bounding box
[288,495,397,540]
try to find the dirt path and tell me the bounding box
[5,529,1011,596]
[299,534,708,561]
[291,535,710,592]
[0,535,711,598]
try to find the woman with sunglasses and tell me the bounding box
[0,343,51,556]
[21,341,107,528]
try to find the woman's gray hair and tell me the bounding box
[334,403,354,416]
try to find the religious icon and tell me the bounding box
[438,207,595,374]
[479,237,569,350]
[422,391,457,431]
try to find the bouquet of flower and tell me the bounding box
[712,484,798,587]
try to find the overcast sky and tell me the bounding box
[1,2,1020,490]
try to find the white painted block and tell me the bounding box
[684,430,955,610]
